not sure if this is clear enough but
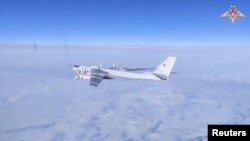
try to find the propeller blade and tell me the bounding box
[112,63,115,68]
[99,64,103,68]
[84,68,87,74]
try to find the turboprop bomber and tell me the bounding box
[73,57,177,87]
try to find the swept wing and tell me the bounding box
[89,68,108,87]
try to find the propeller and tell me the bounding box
[74,71,81,80]
[112,63,116,69]
[73,66,88,80]
[99,64,103,68]
[83,67,87,74]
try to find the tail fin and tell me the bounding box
[153,57,177,80]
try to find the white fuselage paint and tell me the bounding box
[73,65,161,80]
[101,68,161,80]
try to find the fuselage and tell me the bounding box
[102,68,161,80]
[73,65,162,81]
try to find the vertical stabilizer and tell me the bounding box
[153,57,177,80]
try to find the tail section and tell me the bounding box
[153,57,177,80]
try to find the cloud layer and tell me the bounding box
[0,45,250,141]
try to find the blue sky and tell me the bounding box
[0,0,250,45]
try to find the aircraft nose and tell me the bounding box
[74,65,79,67]
[73,65,80,71]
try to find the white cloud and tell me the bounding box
[202,73,250,84]
[0,45,250,141]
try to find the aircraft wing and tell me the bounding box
[237,11,245,17]
[221,11,230,17]
[89,68,108,87]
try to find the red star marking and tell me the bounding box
[231,12,235,17]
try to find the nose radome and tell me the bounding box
[74,65,79,67]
